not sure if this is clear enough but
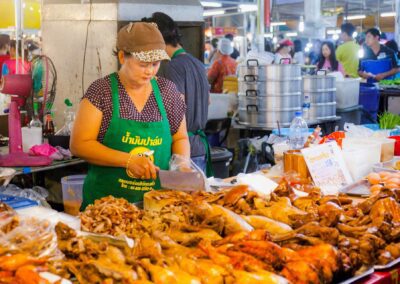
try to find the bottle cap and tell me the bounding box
[64,99,73,107]
[295,111,302,117]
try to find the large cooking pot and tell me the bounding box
[238,93,302,110]
[303,71,336,92]
[238,105,300,127]
[304,90,336,104]
[238,79,302,95]
[309,102,336,119]
[238,59,302,82]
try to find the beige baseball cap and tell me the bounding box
[117,22,170,62]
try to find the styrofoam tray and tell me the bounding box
[374,257,400,270]
[373,157,400,173]
[340,180,371,197]
[339,267,374,284]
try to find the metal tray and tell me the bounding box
[340,180,371,197]
[373,157,400,173]
[374,257,400,270]
[339,267,374,284]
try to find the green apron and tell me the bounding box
[81,73,172,209]
[172,48,214,177]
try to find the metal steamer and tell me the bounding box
[237,59,302,127]
[303,71,337,120]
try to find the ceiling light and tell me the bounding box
[239,4,258,12]
[381,12,396,17]
[299,16,304,33]
[271,22,286,26]
[200,1,222,8]
[345,15,366,20]
[286,32,298,37]
[203,9,225,17]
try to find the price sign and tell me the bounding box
[301,142,353,195]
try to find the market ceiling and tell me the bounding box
[201,0,396,19]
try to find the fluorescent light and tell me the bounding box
[200,1,222,8]
[286,32,298,37]
[381,12,396,17]
[345,15,366,20]
[299,16,304,32]
[271,22,286,26]
[264,33,273,38]
[239,4,257,12]
[203,9,225,16]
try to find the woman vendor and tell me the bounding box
[71,22,190,209]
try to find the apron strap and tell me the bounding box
[171,48,186,59]
[188,130,214,177]
[151,78,169,122]
[110,72,120,119]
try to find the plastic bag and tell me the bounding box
[30,143,62,160]
[0,216,59,259]
[169,154,210,192]
[0,184,51,208]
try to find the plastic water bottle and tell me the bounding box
[289,111,309,150]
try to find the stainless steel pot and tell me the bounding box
[238,79,302,95]
[238,93,302,110]
[303,72,336,92]
[238,59,302,81]
[304,90,336,104]
[309,102,337,119]
[238,106,300,127]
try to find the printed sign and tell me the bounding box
[301,142,353,195]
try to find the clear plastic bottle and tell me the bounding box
[29,102,42,128]
[289,111,309,150]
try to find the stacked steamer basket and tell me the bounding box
[237,59,302,127]
[303,70,337,121]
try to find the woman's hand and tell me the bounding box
[127,155,159,180]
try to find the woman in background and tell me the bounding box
[2,40,31,75]
[293,39,305,65]
[317,41,345,75]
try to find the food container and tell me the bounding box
[336,78,360,109]
[238,105,300,127]
[208,93,238,119]
[283,150,310,179]
[238,93,302,110]
[370,138,395,162]
[389,136,400,156]
[303,74,336,92]
[309,102,337,119]
[373,157,400,173]
[61,175,86,216]
[342,138,381,181]
[304,90,336,104]
[237,59,301,81]
[238,79,302,95]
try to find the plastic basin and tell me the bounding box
[61,175,86,216]
[389,136,400,156]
